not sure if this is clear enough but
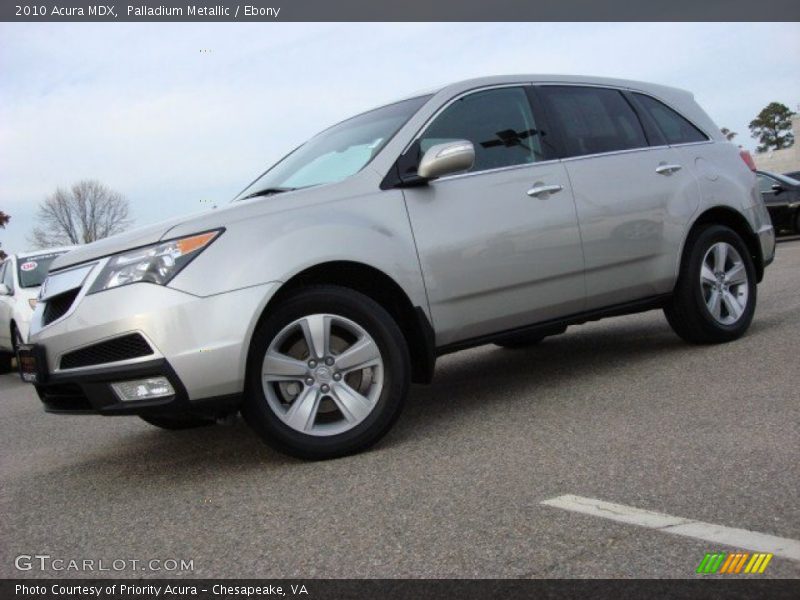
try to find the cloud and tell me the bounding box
[1,22,799,252]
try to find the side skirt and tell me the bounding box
[435,293,673,357]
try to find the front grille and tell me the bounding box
[60,333,154,370]
[42,289,80,326]
[36,382,93,412]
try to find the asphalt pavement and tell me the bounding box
[1,240,798,579]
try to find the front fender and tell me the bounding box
[167,188,429,316]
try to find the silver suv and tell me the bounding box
[21,75,775,459]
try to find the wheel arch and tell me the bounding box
[250,261,436,384]
[679,206,765,284]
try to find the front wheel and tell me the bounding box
[664,225,757,344]
[243,286,410,460]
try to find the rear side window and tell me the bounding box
[537,86,648,158]
[419,87,545,173]
[633,93,708,145]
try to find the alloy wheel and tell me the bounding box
[700,242,749,325]
[261,314,384,436]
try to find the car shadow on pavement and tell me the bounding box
[52,313,781,481]
[385,320,690,445]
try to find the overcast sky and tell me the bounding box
[1,22,799,253]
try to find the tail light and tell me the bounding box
[739,149,756,172]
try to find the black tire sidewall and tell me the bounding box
[243,286,409,460]
[684,226,757,339]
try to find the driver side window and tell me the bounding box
[419,87,545,174]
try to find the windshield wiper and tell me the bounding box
[243,187,296,200]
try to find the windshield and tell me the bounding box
[236,95,431,200]
[17,252,67,288]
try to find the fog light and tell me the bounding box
[111,377,175,402]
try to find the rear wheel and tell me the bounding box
[243,286,409,460]
[665,225,756,344]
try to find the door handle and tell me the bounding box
[527,184,563,198]
[655,164,682,175]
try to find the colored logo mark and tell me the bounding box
[696,552,773,574]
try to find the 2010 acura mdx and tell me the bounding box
[20,75,776,459]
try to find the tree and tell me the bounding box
[749,102,796,153]
[720,127,737,141]
[30,180,132,248]
[0,210,9,260]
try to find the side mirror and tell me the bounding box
[771,183,784,195]
[417,140,475,180]
[0,283,9,296]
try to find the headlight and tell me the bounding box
[89,230,221,294]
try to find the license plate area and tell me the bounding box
[17,344,47,384]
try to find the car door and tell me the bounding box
[0,260,13,350]
[536,85,703,310]
[402,86,586,346]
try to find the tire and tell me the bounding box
[494,325,567,349]
[11,324,22,353]
[0,325,21,374]
[795,210,800,235]
[0,352,12,374]
[664,224,757,344]
[140,414,216,430]
[243,285,410,460]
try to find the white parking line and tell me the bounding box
[541,494,800,561]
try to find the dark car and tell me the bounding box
[784,170,800,180]
[756,170,800,234]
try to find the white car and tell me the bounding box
[0,247,75,363]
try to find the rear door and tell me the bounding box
[402,86,586,346]
[536,85,702,310]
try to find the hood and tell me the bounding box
[50,214,189,271]
[49,172,381,272]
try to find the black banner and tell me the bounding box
[3,579,799,600]
[2,0,799,22]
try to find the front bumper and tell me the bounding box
[34,358,238,417]
[28,263,280,413]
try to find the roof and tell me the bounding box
[398,73,691,102]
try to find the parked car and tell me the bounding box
[784,170,800,180]
[0,247,75,369]
[756,171,800,234]
[20,75,775,459]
